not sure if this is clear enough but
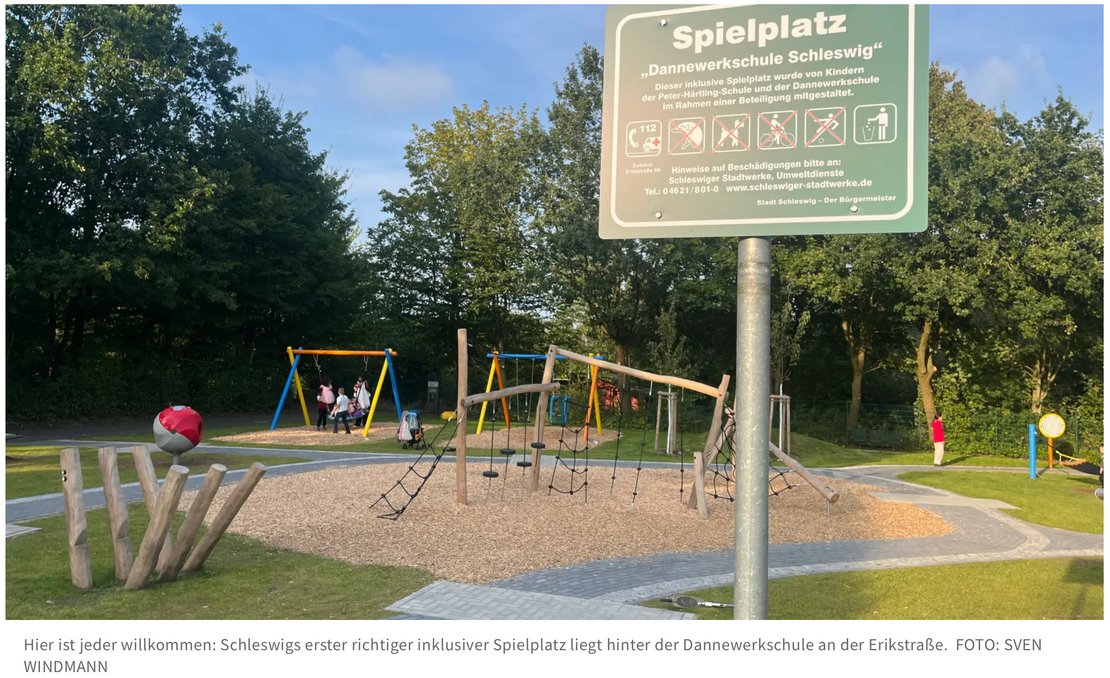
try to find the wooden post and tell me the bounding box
[130,445,176,574]
[97,447,133,581]
[124,465,189,590]
[655,394,663,453]
[688,375,730,516]
[666,392,678,455]
[531,345,558,491]
[455,329,469,505]
[60,448,94,590]
[183,463,267,572]
[161,464,227,582]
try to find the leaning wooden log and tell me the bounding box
[60,448,94,590]
[183,463,267,572]
[130,445,176,574]
[770,443,839,504]
[124,465,189,590]
[97,447,133,581]
[161,464,227,582]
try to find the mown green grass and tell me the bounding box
[5,446,311,499]
[898,470,1103,533]
[6,505,434,620]
[646,558,1104,620]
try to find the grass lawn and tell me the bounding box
[646,558,1104,620]
[6,504,434,620]
[898,470,1104,534]
[5,446,312,499]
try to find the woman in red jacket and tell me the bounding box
[931,414,945,466]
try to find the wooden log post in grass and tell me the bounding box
[161,464,227,583]
[183,463,267,573]
[60,448,93,590]
[124,465,189,591]
[97,447,133,581]
[130,445,176,575]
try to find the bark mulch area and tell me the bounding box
[187,461,954,584]
[212,425,400,447]
[210,421,620,452]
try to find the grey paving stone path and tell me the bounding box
[391,465,1102,619]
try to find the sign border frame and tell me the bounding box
[604,3,923,232]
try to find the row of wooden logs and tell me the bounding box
[60,445,266,591]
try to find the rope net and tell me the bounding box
[703,408,797,501]
[370,416,460,520]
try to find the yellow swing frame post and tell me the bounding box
[289,347,312,426]
[580,355,604,443]
[361,353,392,438]
[476,352,511,434]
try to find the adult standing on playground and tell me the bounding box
[931,414,945,466]
[316,377,335,431]
[355,375,372,427]
[332,387,352,434]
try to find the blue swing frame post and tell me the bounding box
[384,348,403,424]
[270,348,304,431]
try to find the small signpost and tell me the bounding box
[1038,412,1067,469]
[600,3,929,619]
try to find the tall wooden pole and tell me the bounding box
[531,346,558,491]
[97,447,133,581]
[455,329,469,505]
[60,448,93,590]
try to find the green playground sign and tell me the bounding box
[599,4,929,238]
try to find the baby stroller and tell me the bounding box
[398,410,426,450]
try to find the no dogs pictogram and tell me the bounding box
[713,114,750,152]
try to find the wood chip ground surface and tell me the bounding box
[185,460,954,584]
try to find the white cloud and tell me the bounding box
[966,44,1050,110]
[329,46,454,109]
[244,46,454,114]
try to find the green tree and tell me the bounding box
[990,96,1103,414]
[369,102,547,363]
[893,65,1016,421]
[6,4,243,381]
[539,45,673,412]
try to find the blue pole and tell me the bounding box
[271,352,303,431]
[385,348,403,423]
[1028,424,1037,479]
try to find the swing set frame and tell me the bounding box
[270,346,403,437]
[475,352,605,436]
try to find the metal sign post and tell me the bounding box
[734,237,770,618]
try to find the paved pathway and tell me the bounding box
[6,436,1103,620]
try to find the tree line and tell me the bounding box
[6,7,1103,456]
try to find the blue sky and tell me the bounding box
[178,3,1105,232]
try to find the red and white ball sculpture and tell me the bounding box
[154,405,203,464]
